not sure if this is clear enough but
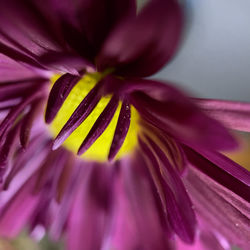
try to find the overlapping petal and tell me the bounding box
[183,146,250,202]
[97,0,183,77]
[184,167,250,249]
[196,99,250,132]
[126,79,237,151]
[66,163,113,250]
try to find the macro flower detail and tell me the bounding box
[0,0,250,250]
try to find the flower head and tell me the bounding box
[0,0,250,250]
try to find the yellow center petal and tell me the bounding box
[48,73,139,162]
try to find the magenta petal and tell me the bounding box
[0,176,39,237]
[0,41,45,69]
[97,0,183,77]
[3,135,50,190]
[0,88,46,139]
[0,78,46,102]
[66,165,111,250]
[140,136,197,243]
[0,54,44,81]
[184,167,250,249]
[128,79,237,151]
[52,82,102,150]
[183,146,250,202]
[196,98,250,132]
[78,95,119,155]
[193,148,250,186]
[0,121,21,181]
[108,100,131,161]
[45,73,81,123]
[0,98,20,111]
[20,99,44,148]
[113,157,173,250]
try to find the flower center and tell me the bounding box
[48,73,139,162]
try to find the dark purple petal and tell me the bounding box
[193,148,250,186]
[45,73,81,124]
[195,98,250,132]
[0,121,21,182]
[0,87,46,140]
[78,95,119,155]
[108,99,131,161]
[139,135,197,244]
[52,81,103,150]
[78,0,136,54]
[20,99,44,148]
[128,79,237,151]
[33,149,65,194]
[97,0,183,77]
[0,77,46,102]
[0,41,46,69]
[183,146,250,202]
[39,51,92,74]
[142,122,187,174]
[184,167,250,249]
[0,0,64,56]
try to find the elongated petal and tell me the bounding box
[97,0,183,77]
[20,99,44,148]
[0,88,46,139]
[108,100,131,161]
[192,148,250,186]
[52,82,102,150]
[0,121,21,181]
[0,98,20,111]
[128,79,237,151]
[0,78,45,102]
[66,164,112,250]
[3,135,50,190]
[0,176,39,237]
[184,167,250,249]
[0,41,45,69]
[0,0,64,56]
[110,156,174,250]
[39,52,91,74]
[195,99,250,132]
[78,95,119,155]
[0,54,44,81]
[140,135,196,243]
[177,230,227,250]
[183,146,250,202]
[45,73,81,123]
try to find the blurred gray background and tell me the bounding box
[155,0,250,102]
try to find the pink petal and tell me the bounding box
[0,176,39,237]
[184,167,250,249]
[195,99,250,132]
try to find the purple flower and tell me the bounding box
[0,0,249,249]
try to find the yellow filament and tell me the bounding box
[48,73,139,162]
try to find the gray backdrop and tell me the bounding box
[154,0,250,102]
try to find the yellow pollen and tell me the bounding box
[48,73,139,162]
